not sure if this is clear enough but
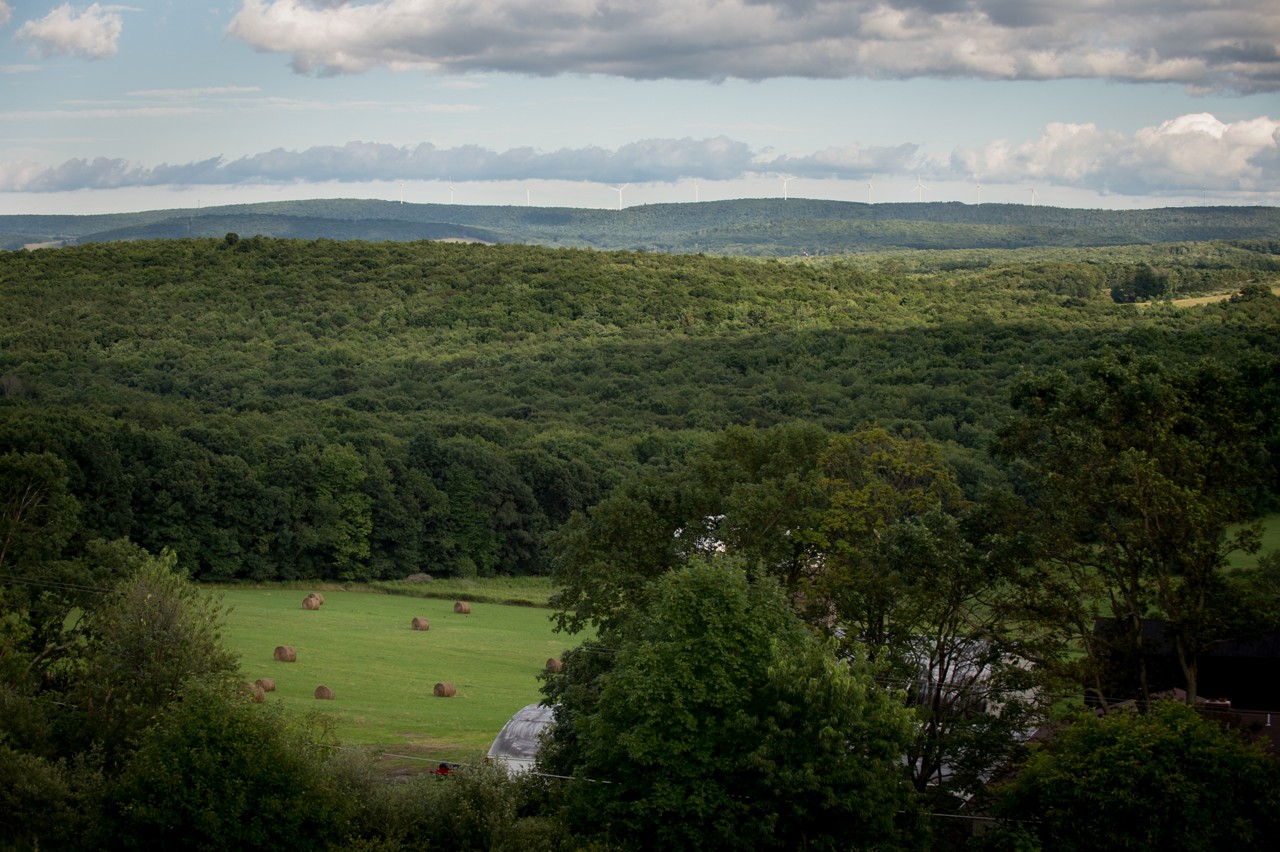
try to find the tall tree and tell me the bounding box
[814,429,1038,799]
[996,352,1269,707]
[548,558,915,851]
[71,547,239,765]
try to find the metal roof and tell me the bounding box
[486,703,555,768]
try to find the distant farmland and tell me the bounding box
[217,588,575,763]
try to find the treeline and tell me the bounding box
[2,236,1279,582]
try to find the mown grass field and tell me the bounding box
[1228,512,1280,570]
[215,586,577,764]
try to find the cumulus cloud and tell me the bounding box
[16,3,124,60]
[0,2,11,28]
[226,0,1280,93]
[951,113,1280,195]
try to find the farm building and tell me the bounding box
[486,703,555,773]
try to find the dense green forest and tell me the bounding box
[4,197,1280,253]
[2,234,1278,583]
[4,218,1280,849]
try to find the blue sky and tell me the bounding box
[1,0,1277,214]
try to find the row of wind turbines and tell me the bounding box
[398,176,1045,208]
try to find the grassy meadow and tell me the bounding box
[1228,512,1280,570]
[215,586,577,763]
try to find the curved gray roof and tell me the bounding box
[486,703,555,766]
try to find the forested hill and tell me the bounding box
[3,235,1278,584]
[4,197,1279,253]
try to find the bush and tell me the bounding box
[991,701,1280,851]
[101,683,351,851]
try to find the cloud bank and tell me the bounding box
[15,3,124,60]
[953,113,1280,195]
[1,115,1275,198]
[226,0,1280,93]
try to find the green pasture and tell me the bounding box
[1228,512,1280,570]
[216,587,577,762]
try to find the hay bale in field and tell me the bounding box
[311,592,325,605]
[404,573,433,583]
[302,594,321,610]
[240,681,266,703]
[255,677,276,693]
[314,685,335,700]
[411,616,431,631]
[453,601,471,615]
[545,658,563,673]
[433,682,456,698]
[273,645,297,662]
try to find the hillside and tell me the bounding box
[2,235,1277,584]
[4,198,1279,253]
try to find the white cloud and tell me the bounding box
[2,114,1274,196]
[951,113,1280,194]
[0,2,11,28]
[0,136,758,191]
[226,0,1280,93]
[15,3,124,60]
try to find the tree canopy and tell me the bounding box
[548,558,916,851]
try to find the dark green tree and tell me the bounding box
[997,353,1270,707]
[549,558,915,851]
[71,547,239,765]
[991,701,1280,851]
[102,683,351,850]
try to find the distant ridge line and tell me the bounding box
[3,197,1276,255]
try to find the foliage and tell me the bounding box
[549,559,915,851]
[71,548,239,764]
[996,352,1276,706]
[991,701,1280,851]
[549,422,830,634]
[101,683,351,851]
[337,755,568,852]
[2,236,1278,583]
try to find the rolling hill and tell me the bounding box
[4,197,1278,254]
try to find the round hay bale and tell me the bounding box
[545,657,563,673]
[433,682,456,698]
[302,594,321,610]
[240,681,266,703]
[404,572,433,583]
[255,677,276,693]
[314,685,335,700]
[453,601,471,615]
[313,592,325,604]
[273,645,297,663]
[411,616,431,631]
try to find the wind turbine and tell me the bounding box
[914,175,928,203]
[782,175,795,200]
[866,176,875,205]
[610,183,630,210]
[448,179,456,204]
[398,180,405,205]
[693,180,700,203]
[1027,186,1040,206]
[526,188,531,207]
[974,175,983,205]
